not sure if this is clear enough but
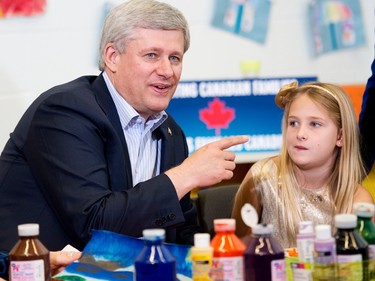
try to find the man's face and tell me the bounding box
[105,27,185,119]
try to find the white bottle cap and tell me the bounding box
[252,224,273,235]
[315,224,332,240]
[353,202,375,218]
[214,218,236,232]
[142,228,165,240]
[335,214,357,229]
[194,233,211,247]
[299,221,314,234]
[18,223,39,237]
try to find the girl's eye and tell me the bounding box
[289,120,298,127]
[311,121,321,127]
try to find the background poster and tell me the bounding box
[211,0,271,44]
[169,76,317,163]
[0,0,46,18]
[309,0,366,56]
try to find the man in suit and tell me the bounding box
[0,0,248,252]
[360,57,375,200]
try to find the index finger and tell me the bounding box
[213,135,249,150]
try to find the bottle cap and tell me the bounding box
[194,233,211,247]
[335,214,357,229]
[315,224,332,240]
[18,223,39,236]
[252,223,273,235]
[214,218,236,232]
[353,202,375,218]
[142,228,165,241]
[299,221,314,234]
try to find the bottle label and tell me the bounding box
[337,254,363,281]
[211,256,244,281]
[271,259,286,281]
[369,245,375,261]
[297,238,315,263]
[10,260,45,281]
[369,245,375,281]
[192,253,212,281]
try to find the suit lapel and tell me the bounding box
[92,73,133,186]
[154,120,176,173]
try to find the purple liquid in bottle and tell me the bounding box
[313,224,336,281]
[244,224,285,281]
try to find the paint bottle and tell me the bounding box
[244,223,285,281]
[9,223,50,281]
[334,214,369,281]
[210,218,245,281]
[134,228,176,281]
[354,202,375,281]
[312,224,336,281]
[191,233,213,281]
[296,221,315,264]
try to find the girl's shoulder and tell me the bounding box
[251,155,279,172]
[354,184,374,205]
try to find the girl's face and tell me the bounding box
[286,94,342,170]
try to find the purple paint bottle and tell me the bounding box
[244,224,285,281]
[312,224,336,280]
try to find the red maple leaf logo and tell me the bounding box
[199,98,235,136]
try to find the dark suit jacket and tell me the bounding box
[359,58,375,172]
[0,73,200,251]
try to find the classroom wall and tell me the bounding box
[0,0,374,151]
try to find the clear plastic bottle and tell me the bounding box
[354,202,375,281]
[334,214,369,281]
[134,228,176,281]
[210,218,245,281]
[312,224,336,281]
[9,223,50,281]
[191,233,213,281]
[244,224,285,281]
[297,221,315,264]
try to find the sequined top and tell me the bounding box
[236,158,334,249]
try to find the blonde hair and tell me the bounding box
[275,81,365,243]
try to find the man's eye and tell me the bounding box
[146,53,156,59]
[170,56,180,62]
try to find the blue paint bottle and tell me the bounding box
[134,229,177,281]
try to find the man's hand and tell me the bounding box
[165,135,249,199]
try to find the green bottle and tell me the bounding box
[354,203,375,281]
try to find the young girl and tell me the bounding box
[232,81,374,248]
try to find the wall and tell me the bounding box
[0,0,374,150]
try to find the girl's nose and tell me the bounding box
[296,126,307,141]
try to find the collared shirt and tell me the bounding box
[103,72,167,186]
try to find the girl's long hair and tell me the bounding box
[275,81,365,244]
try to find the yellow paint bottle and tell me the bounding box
[191,233,213,281]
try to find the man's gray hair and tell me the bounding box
[98,0,190,71]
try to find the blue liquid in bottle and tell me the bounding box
[134,228,177,281]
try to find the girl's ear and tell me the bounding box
[336,129,343,147]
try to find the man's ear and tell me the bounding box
[103,43,119,73]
